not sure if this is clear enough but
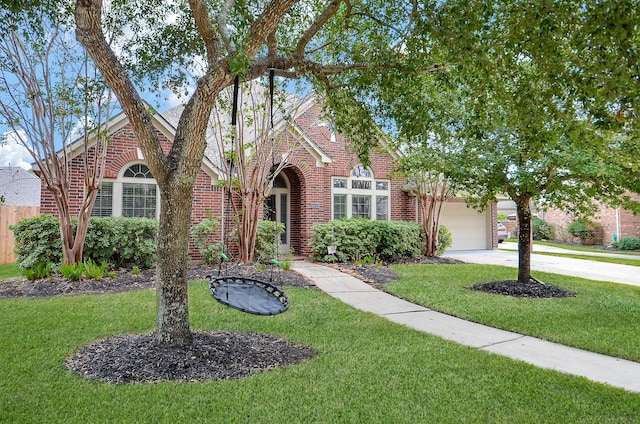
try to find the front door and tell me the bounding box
[264,174,290,254]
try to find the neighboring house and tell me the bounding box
[541,195,640,245]
[0,166,41,207]
[37,92,498,257]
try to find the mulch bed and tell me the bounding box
[1,257,574,383]
[468,280,576,298]
[66,330,314,384]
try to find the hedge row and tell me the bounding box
[310,218,426,262]
[10,215,158,270]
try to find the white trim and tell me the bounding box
[331,165,390,220]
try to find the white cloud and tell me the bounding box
[1,131,33,170]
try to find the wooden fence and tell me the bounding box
[0,205,40,264]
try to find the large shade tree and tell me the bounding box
[73,0,443,347]
[346,0,640,284]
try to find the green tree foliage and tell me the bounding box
[344,1,640,284]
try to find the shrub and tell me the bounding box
[532,217,555,241]
[567,218,604,245]
[190,218,223,265]
[10,215,62,270]
[255,220,285,263]
[437,226,453,255]
[612,236,640,251]
[84,217,157,268]
[12,216,157,271]
[310,219,423,262]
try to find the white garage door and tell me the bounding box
[439,202,490,250]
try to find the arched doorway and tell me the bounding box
[264,173,290,253]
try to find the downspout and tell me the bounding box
[615,207,621,242]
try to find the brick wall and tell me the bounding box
[542,194,640,244]
[39,123,221,260]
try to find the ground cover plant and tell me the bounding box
[1,276,639,423]
[386,264,640,362]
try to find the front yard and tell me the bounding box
[1,264,639,423]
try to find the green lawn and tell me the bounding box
[534,241,640,255]
[500,241,640,267]
[529,251,640,266]
[1,279,639,423]
[0,263,20,280]
[386,264,640,362]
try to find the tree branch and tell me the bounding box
[245,0,298,57]
[294,0,342,58]
[75,0,168,180]
[216,0,235,55]
[188,0,222,65]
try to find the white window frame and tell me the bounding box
[332,165,390,220]
[93,162,160,219]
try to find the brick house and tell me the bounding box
[541,195,640,245]
[38,92,498,257]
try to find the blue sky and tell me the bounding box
[0,84,190,170]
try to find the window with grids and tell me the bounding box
[87,163,160,219]
[91,182,113,217]
[121,164,156,218]
[332,165,390,220]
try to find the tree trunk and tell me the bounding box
[154,181,194,346]
[515,196,533,284]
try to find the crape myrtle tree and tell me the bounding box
[396,143,459,257]
[74,0,444,347]
[353,1,640,285]
[210,80,309,263]
[0,2,114,265]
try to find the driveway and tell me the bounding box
[445,242,640,287]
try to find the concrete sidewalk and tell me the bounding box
[292,260,640,394]
[446,244,639,287]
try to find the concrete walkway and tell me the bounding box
[292,260,640,393]
[446,243,640,287]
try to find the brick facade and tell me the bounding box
[542,194,640,244]
[39,98,494,260]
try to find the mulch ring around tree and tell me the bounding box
[66,330,315,384]
[467,279,577,298]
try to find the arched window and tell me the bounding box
[332,165,390,220]
[91,163,159,219]
[121,164,157,218]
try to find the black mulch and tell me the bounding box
[468,280,576,298]
[66,330,315,384]
[0,264,314,299]
[2,256,575,384]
